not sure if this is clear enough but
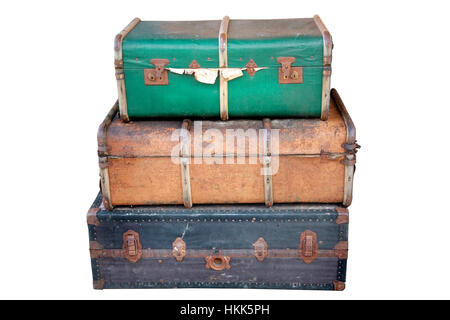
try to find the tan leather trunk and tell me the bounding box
[98,89,358,209]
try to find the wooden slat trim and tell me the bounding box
[219,16,230,120]
[314,15,333,121]
[97,102,119,210]
[331,89,357,207]
[263,119,274,207]
[180,120,193,208]
[114,18,141,122]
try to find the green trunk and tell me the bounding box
[120,18,327,119]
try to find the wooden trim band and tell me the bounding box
[262,119,274,207]
[314,15,333,121]
[114,18,141,123]
[180,120,193,208]
[331,89,357,207]
[219,16,230,120]
[97,102,119,210]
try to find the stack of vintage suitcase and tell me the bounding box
[87,16,359,290]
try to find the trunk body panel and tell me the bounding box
[88,193,348,290]
[98,90,356,208]
[119,18,328,119]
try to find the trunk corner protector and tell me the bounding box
[114,18,140,123]
[114,18,141,60]
[87,208,100,226]
[331,89,356,145]
[93,280,105,290]
[335,207,349,225]
[333,280,346,291]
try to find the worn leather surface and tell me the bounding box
[122,19,324,119]
[103,98,346,206]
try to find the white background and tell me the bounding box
[0,0,449,300]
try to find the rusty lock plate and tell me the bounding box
[144,58,169,86]
[277,57,303,84]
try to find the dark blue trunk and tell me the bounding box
[88,193,348,290]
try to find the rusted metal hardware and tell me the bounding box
[334,241,348,259]
[205,251,231,271]
[320,150,333,160]
[93,280,105,290]
[172,237,186,262]
[262,119,273,207]
[342,142,361,154]
[87,208,100,226]
[276,57,303,84]
[144,59,170,86]
[246,59,258,77]
[114,59,123,69]
[336,207,350,225]
[298,230,318,264]
[333,280,346,291]
[180,120,193,208]
[122,230,143,263]
[115,67,124,80]
[253,237,268,262]
[189,60,201,69]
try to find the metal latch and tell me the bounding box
[276,57,303,84]
[122,230,142,263]
[144,58,169,86]
[172,237,186,262]
[253,237,268,262]
[246,59,258,77]
[189,60,201,69]
[298,230,318,264]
